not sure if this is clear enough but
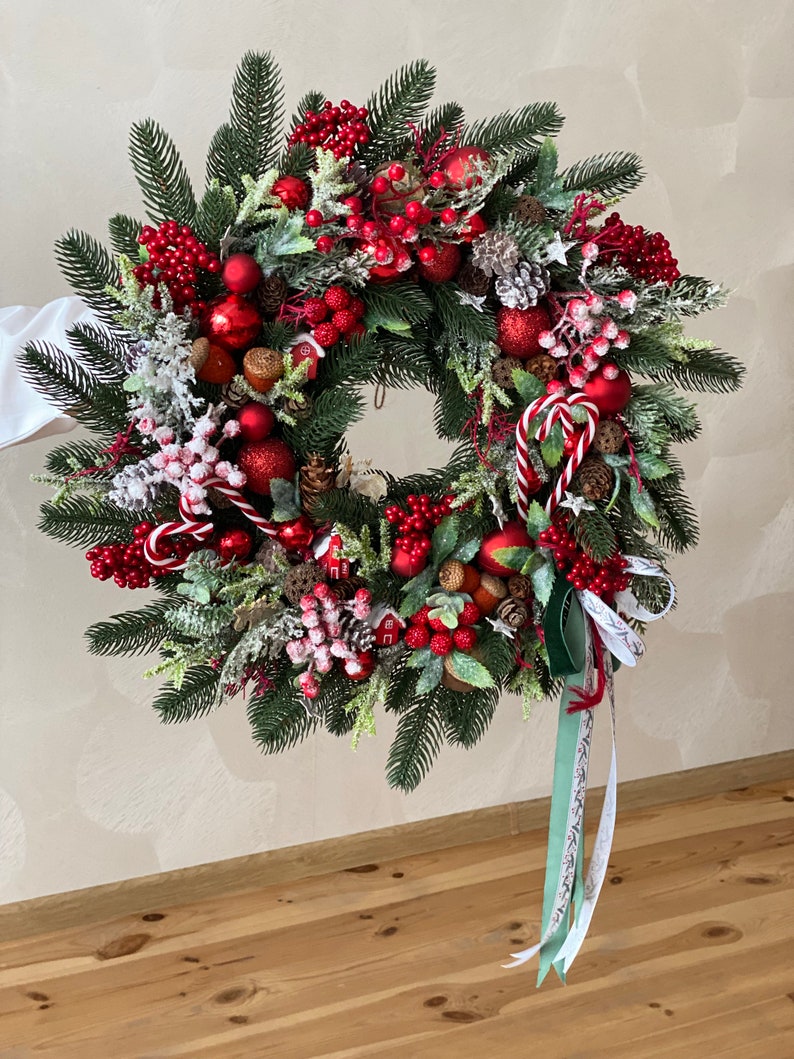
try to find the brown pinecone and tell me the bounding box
[491,355,523,390]
[221,378,249,408]
[457,261,491,297]
[577,455,614,501]
[507,573,532,600]
[283,393,313,420]
[593,420,625,455]
[256,274,288,315]
[496,597,529,628]
[283,561,324,603]
[439,559,465,592]
[338,610,375,651]
[524,353,558,384]
[331,575,367,601]
[300,453,335,512]
[512,195,547,225]
[189,337,210,373]
[255,539,288,573]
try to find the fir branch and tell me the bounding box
[573,508,618,562]
[283,386,365,460]
[86,600,182,656]
[386,690,445,792]
[427,283,497,344]
[645,477,700,553]
[66,323,127,384]
[54,230,119,322]
[153,665,221,723]
[108,213,145,258]
[359,60,436,165]
[439,684,498,749]
[640,345,745,394]
[194,180,239,249]
[44,438,114,477]
[228,51,285,177]
[279,91,325,176]
[247,669,317,752]
[311,487,382,531]
[205,123,241,191]
[420,102,465,152]
[561,151,644,197]
[128,118,197,225]
[315,667,357,738]
[17,341,128,432]
[364,282,433,326]
[463,101,564,154]
[38,494,150,548]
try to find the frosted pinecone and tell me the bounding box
[495,261,551,309]
[471,230,520,278]
[338,610,374,652]
[124,340,149,372]
[108,459,168,511]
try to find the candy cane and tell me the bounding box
[516,393,600,521]
[144,476,278,572]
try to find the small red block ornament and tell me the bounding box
[441,146,491,188]
[582,366,633,416]
[237,438,296,495]
[216,527,253,561]
[200,294,262,351]
[390,544,428,578]
[276,515,315,552]
[496,305,551,359]
[237,402,275,442]
[477,520,533,577]
[417,242,462,283]
[221,253,262,295]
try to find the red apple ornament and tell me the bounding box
[441,146,491,188]
[276,515,315,552]
[583,366,632,416]
[216,527,253,561]
[477,520,533,577]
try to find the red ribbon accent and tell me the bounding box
[563,193,606,239]
[567,627,606,713]
[462,390,515,471]
[65,422,142,482]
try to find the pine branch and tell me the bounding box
[573,508,618,562]
[44,438,111,477]
[364,282,433,326]
[108,213,145,258]
[129,118,197,225]
[561,151,644,197]
[386,691,445,792]
[476,624,516,684]
[38,495,149,548]
[54,230,119,322]
[86,600,181,656]
[311,487,382,532]
[624,385,701,450]
[439,684,498,749]
[427,283,497,344]
[283,386,365,460]
[371,334,434,389]
[315,668,357,737]
[433,370,477,440]
[383,656,419,714]
[17,341,128,432]
[206,123,241,190]
[463,101,564,154]
[640,346,745,394]
[194,180,238,249]
[153,665,220,723]
[66,323,127,384]
[359,60,437,165]
[421,101,465,150]
[247,672,317,752]
[645,477,700,553]
[228,51,285,178]
[279,91,325,177]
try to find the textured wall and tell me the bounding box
[1,0,792,903]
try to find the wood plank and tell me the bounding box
[2,749,792,943]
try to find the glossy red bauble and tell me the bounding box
[216,527,253,562]
[237,438,296,495]
[200,294,262,352]
[477,520,533,577]
[583,366,632,416]
[441,146,491,188]
[459,211,488,243]
[417,242,462,283]
[346,650,375,681]
[276,515,316,552]
[389,544,428,578]
[272,175,310,210]
[496,305,551,359]
[237,402,275,442]
[221,253,262,295]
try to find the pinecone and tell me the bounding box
[524,353,558,384]
[471,230,520,278]
[256,274,288,315]
[221,378,249,408]
[512,195,547,225]
[593,420,625,455]
[283,393,313,420]
[300,453,335,512]
[254,539,288,573]
[496,597,529,628]
[507,573,532,600]
[338,610,375,652]
[457,261,491,297]
[331,575,367,601]
[438,559,465,592]
[577,455,614,501]
[189,337,210,373]
[491,355,523,390]
[495,260,551,310]
[283,561,324,604]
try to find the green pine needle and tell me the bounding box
[561,151,645,197]
[129,118,197,225]
[464,101,564,154]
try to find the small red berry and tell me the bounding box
[428,171,446,189]
[303,296,328,324]
[305,209,324,227]
[404,625,430,649]
[418,245,437,264]
[453,627,477,651]
[323,285,351,311]
[429,632,453,656]
[331,309,357,334]
[371,175,390,194]
[405,200,423,221]
[411,605,431,625]
[459,602,481,626]
[388,163,406,182]
[348,296,366,319]
[312,322,340,347]
[316,236,334,254]
[428,616,448,633]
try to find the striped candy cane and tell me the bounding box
[144,476,278,572]
[516,393,600,520]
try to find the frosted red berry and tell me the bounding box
[323,285,351,311]
[429,632,454,656]
[411,605,431,625]
[459,602,481,626]
[453,627,477,651]
[404,624,430,649]
[312,322,340,347]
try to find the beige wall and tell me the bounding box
[1,0,792,903]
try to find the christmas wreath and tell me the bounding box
[23,54,743,980]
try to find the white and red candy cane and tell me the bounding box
[516,392,600,520]
[144,475,278,572]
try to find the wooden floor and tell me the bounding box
[0,780,793,1059]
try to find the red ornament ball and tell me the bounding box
[276,515,315,552]
[417,241,462,283]
[237,438,296,495]
[221,253,262,295]
[390,544,428,578]
[200,294,262,351]
[496,305,551,359]
[583,366,633,416]
[216,527,253,562]
[477,520,533,577]
[272,175,310,211]
[346,649,376,681]
[441,146,491,188]
[237,402,275,442]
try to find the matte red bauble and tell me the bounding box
[496,305,551,359]
[237,402,275,442]
[216,527,253,561]
[417,242,462,283]
[347,650,375,681]
[200,294,262,351]
[441,146,491,188]
[477,520,533,577]
[583,366,632,416]
[221,253,262,295]
[272,174,310,210]
[276,515,315,552]
[237,438,296,495]
[389,544,428,578]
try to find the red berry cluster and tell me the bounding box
[134,221,221,314]
[537,521,632,596]
[404,602,481,656]
[288,100,370,160]
[385,494,455,563]
[85,522,193,589]
[302,286,366,347]
[595,213,680,285]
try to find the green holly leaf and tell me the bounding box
[540,421,565,467]
[629,477,660,527]
[536,185,576,211]
[448,650,495,689]
[452,537,480,563]
[491,545,534,571]
[399,566,436,618]
[432,515,459,566]
[406,646,432,669]
[270,477,301,522]
[635,452,673,480]
[415,654,444,693]
[534,137,559,192]
[255,206,315,261]
[525,500,551,539]
[513,368,546,405]
[363,307,413,334]
[531,554,556,605]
